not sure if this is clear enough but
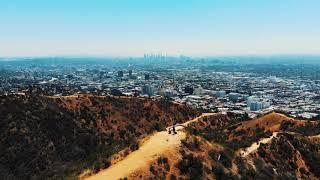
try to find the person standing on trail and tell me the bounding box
[168,123,177,135]
[172,122,177,135]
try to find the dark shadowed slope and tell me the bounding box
[0,94,199,179]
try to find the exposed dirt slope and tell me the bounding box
[235,112,311,135]
[86,131,186,180]
[86,113,215,180]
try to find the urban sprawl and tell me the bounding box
[1,55,320,119]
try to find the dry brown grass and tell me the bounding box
[236,112,292,132]
[234,112,314,137]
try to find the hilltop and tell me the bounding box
[0,94,200,179]
[117,112,320,179]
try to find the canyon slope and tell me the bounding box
[1,94,319,179]
[0,94,199,179]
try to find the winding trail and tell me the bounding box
[240,132,320,157]
[241,132,278,157]
[310,134,320,138]
[85,113,215,180]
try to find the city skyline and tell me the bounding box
[1,0,320,57]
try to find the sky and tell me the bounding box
[0,0,320,57]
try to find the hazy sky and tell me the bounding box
[1,0,320,57]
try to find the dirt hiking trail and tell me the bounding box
[85,113,215,180]
[240,132,279,157]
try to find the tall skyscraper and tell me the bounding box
[145,74,150,80]
[117,71,123,77]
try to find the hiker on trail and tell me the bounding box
[168,122,177,135]
[172,122,177,135]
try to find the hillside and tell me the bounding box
[85,113,215,180]
[124,112,320,179]
[0,94,200,179]
[2,94,319,180]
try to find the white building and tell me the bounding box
[247,96,270,111]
